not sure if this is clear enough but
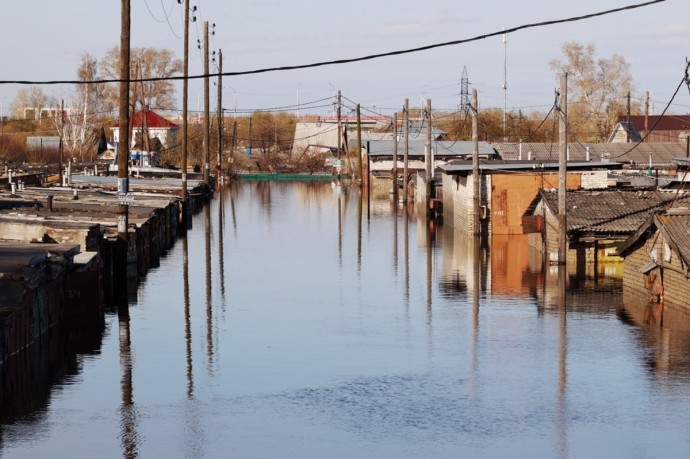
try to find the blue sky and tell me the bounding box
[1,0,688,117]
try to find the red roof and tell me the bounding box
[112,110,179,129]
[619,115,690,131]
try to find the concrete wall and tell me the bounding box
[442,173,488,235]
[0,221,101,253]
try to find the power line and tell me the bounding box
[0,0,665,86]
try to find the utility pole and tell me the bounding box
[392,112,398,203]
[403,99,409,204]
[59,99,64,186]
[356,104,362,184]
[203,21,210,185]
[558,73,568,265]
[472,89,480,236]
[181,0,190,232]
[425,98,432,212]
[502,30,508,141]
[626,91,631,143]
[216,49,223,179]
[337,90,342,180]
[117,0,131,298]
[644,91,650,141]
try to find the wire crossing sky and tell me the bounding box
[0,0,685,115]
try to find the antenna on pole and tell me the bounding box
[461,66,469,114]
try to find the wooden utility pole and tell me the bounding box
[59,99,65,186]
[337,90,342,180]
[117,0,130,242]
[558,73,568,265]
[644,91,650,141]
[626,91,631,143]
[356,104,362,184]
[425,98,432,212]
[203,21,210,185]
[181,0,190,231]
[117,0,131,301]
[403,99,409,204]
[392,112,398,203]
[216,49,223,178]
[472,89,480,236]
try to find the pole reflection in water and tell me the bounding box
[204,203,214,372]
[218,183,226,300]
[557,266,568,459]
[357,188,362,273]
[118,304,138,459]
[182,236,193,399]
[337,183,342,267]
[471,236,481,398]
[404,202,410,304]
[426,219,433,313]
[392,195,399,276]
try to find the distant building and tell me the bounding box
[440,161,617,236]
[111,110,179,151]
[614,115,690,143]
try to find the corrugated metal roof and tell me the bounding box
[493,142,686,166]
[657,211,690,268]
[440,160,620,173]
[537,189,690,235]
[367,140,496,157]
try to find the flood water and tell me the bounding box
[3,180,690,458]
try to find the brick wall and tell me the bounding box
[580,170,609,189]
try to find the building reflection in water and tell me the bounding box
[0,304,106,450]
[621,291,690,380]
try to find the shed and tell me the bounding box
[439,160,617,236]
[618,207,690,309]
[524,189,690,274]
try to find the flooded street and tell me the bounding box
[3,180,690,458]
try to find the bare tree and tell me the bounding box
[99,46,182,112]
[77,52,106,117]
[550,42,635,141]
[10,86,55,119]
[52,97,100,162]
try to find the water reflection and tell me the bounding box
[0,311,105,446]
[204,203,214,373]
[182,236,193,399]
[117,305,138,459]
[7,181,690,458]
[622,292,690,380]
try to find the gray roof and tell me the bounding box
[618,208,690,267]
[440,160,621,174]
[493,142,687,166]
[533,189,690,236]
[658,211,690,267]
[367,140,496,158]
